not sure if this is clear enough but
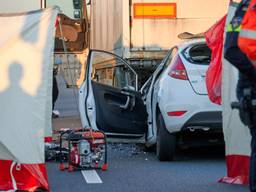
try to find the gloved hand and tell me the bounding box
[238,96,251,126]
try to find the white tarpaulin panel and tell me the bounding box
[0,7,58,191]
[219,3,251,185]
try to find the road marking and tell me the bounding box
[81,170,102,184]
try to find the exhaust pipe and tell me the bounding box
[187,126,210,132]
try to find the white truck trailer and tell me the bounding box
[90,0,229,85]
[0,0,229,87]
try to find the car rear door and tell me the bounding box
[181,42,211,95]
[79,50,147,135]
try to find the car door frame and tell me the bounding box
[142,47,178,146]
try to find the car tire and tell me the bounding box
[156,113,176,161]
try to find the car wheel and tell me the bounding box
[156,113,176,161]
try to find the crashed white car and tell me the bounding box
[79,39,223,161]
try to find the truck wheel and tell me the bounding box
[156,113,176,161]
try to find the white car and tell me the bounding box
[79,38,222,161]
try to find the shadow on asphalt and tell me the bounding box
[174,145,225,162]
[136,144,225,162]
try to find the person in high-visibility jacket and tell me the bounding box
[224,0,254,102]
[238,0,256,191]
[239,0,256,65]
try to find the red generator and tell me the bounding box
[58,128,108,171]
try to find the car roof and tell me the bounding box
[176,38,206,51]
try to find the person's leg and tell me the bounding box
[250,128,256,192]
[52,75,59,110]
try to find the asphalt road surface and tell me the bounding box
[48,75,249,192]
[47,144,248,192]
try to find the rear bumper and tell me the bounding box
[177,111,223,147]
[181,111,222,132]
